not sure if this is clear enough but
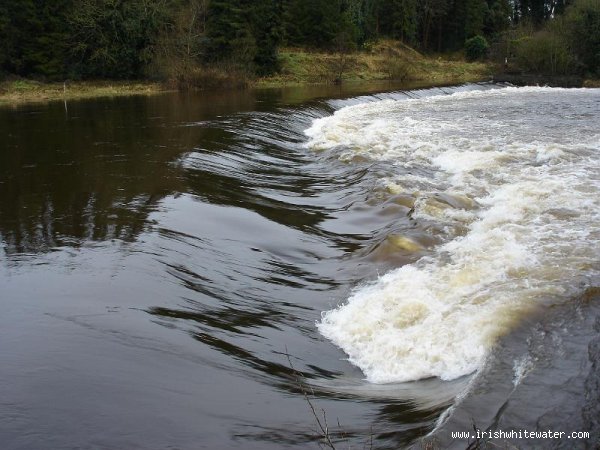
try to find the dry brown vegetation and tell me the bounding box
[256,40,494,88]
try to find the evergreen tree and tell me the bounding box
[419,0,449,51]
[391,0,418,43]
[205,0,283,74]
[0,0,588,82]
[284,0,343,48]
[553,0,572,15]
[484,0,512,38]
[441,0,467,50]
[205,0,254,64]
[0,0,71,79]
[68,0,169,79]
[250,0,283,75]
[566,0,600,75]
[465,0,487,38]
[363,0,381,39]
[530,0,547,23]
[343,0,368,44]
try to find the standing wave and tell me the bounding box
[306,86,600,383]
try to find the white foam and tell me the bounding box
[310,86,600,383]
[512,355,534,387]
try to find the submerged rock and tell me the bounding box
[583,316,600,447]
[420,288,600,450]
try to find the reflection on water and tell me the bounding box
[0,82,458,450]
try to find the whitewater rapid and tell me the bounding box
[306,86,600,383]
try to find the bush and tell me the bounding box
[515,31,574,74]
[564,0,600,75]
[164,64,250,91]
[465,35,489,61]
[386,58,413,81]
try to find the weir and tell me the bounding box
[1,83,598,449]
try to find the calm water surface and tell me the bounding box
[1,82,598,449]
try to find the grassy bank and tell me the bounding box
[257,40,494,88]
[0,41,500,106]
[2,33,599,107]
[0,79,167,106]
[584,79,600,88]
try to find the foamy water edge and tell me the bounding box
[308,86,600,383]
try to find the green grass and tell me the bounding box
[0,79,167,105]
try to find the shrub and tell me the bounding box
[563,0,600,75]
[386,58,413,81]
[515,31,574,74]
[164,64,250,91]
[465,35,489,61]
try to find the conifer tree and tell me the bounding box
[68,0,168,79]
[484,0,512,38]
[0,0,71,79]
[394,0,418,43]
[250,0,282,74]
[205,0,254,64]
[284,0,342,48]
[465,0,487,38]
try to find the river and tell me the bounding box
[1,83,598,449]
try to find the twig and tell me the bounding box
[285,347,336,449]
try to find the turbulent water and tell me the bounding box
[309,86,600,383]
[1,83,598,449]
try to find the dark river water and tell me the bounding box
[1,82,599,449]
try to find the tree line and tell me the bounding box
[0,0,597,82]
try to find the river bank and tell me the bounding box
[255,41,493,88]
[0,79,167,106]
[4,39,599,107]
[0,42,493,106]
